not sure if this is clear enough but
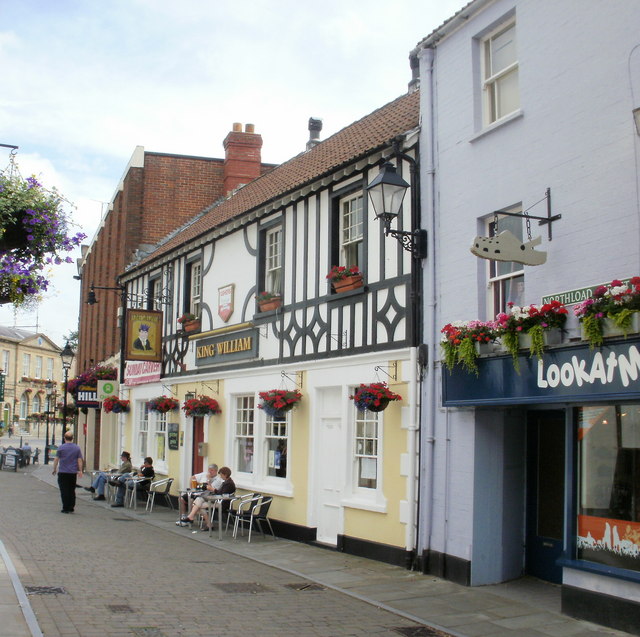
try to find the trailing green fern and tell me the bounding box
[528,324,546,359]
[441,341,458,372]
[501,331,520,373]
[608,308,635,335]
[582,314,604,348]
[457,337,479,375]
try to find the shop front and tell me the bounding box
[443,337,640,634]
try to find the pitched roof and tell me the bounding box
[131,90,419,271]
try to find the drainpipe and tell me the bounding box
[417,45,438,565]
[405,345,419,564]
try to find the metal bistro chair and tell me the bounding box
[125,475,153,510]
[233,495,275,542]
[146,478,174,513]
[225,493,261,535]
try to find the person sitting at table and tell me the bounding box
[111,457,155,507]
[177,466,235,527]
[84,451,132,501]
[179,463,224,515]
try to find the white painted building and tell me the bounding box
[413,0,640,632]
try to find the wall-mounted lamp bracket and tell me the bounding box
[200,380,220,395]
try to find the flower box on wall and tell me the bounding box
[333,275,363,293]
[183,319,201,333]
[258,297,282,312]
[518,328,563,351]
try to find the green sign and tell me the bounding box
[542,277,632,307]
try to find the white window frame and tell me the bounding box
[34,356,42,379]
[189,262,202,317]
[2,350,9,374]
[46,357,53,379]
[32,394,41,414]
[231,393,292,495]
[20,393,28,419]
[152,411,168,471]
[265,226,283,295]
[341,396,387,513]
[22,353,30,378]
[482,20,519,126]
[340,193,364,269]
[486,211,525,316]
[137,401,149,461]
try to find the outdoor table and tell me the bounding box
[125,476,151,510]
[206,494,233,541]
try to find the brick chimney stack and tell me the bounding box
[223,123,263,195]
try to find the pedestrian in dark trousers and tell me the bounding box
[52,431,83,513]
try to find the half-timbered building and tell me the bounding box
[106,90,423,563]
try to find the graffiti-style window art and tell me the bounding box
[577,404,640,572]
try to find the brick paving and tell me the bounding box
[0,465,443,637]
[0,452,633,637]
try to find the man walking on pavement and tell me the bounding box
[52,431,83,513]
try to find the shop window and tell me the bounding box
[577,404,640,573]
[234,395,255,474]
[354,407,380,489]
[482,20,519,125]
[487,212,525,315]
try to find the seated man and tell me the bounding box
[179,463,224,515]
[84,451,132,501]
[111,457,155,507]
[178,466,235,528]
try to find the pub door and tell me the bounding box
[191,416,204,475]
[526,410,566,583]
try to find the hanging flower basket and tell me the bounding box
[102,395,130,414]
[147,395,180,414]
[182,395,221,417]
[350,382,402,413]
[258,389,303,417]
[0,171,86,307]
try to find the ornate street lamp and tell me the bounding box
[60,342,75,439]
[366,161,428,259]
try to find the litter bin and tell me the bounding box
[1,447,21,472]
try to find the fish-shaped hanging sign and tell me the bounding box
[470,230,547,266]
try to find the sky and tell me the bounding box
[0,0,465,347]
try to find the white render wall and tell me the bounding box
[418,0,640,583]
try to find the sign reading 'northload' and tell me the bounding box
[195,329,258,367]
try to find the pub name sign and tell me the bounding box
[195,329,258,367]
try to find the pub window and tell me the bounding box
[154,411,167,463]
[186,261,202,317]
[354,406,380,489]
[341,192,364,270]
[234,395,254,474]
[265,412,288,479]
[577,404,640,573]
[137,401,149,458]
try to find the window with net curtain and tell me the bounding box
[354,407,380,489]
[341,193,363,269]
[482,20,519,125]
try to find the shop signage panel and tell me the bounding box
[443,338,640,406]
[195,328,258,367]
[75,384,99,408]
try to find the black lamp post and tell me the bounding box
[366,161,428,259]
[60,342,75,439]
[44,380,53,464]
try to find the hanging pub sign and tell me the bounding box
[76,385,99,409]
[470,230,547,266]
[125,309,162,363]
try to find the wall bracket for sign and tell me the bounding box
[374,362,398,382]
[200,380,220,395]
[281,370,303,389]
[493,188,561,241]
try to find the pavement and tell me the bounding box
[0,436,634,637]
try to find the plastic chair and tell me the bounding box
[146,478,174,512]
